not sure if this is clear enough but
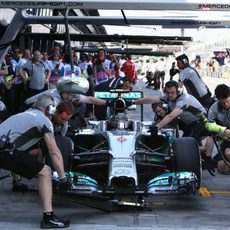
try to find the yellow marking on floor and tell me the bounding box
[199,187,212,197]
[209,191,230,195]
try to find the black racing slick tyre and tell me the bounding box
[173,137,201,189]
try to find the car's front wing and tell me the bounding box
[147,172,198,195]
[58,171,198,196]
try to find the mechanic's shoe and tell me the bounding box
[40,214,70,229]
[12,181,28,193]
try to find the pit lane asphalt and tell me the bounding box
[0,76,230,230]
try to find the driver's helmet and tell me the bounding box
[108,112,129,130]
[113,97,126,112]
[57,76,89,94]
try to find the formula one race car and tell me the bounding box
[57,90,201,206]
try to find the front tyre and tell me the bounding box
[173,137,201,189]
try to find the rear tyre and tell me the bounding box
[173,137,201,188]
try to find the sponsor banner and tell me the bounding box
[0,1,229,11]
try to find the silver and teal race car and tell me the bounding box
[58,91,201,206]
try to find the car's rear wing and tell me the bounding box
[94,90,144,121]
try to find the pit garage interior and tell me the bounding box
[0,1,230,229]
[0,0,230,61]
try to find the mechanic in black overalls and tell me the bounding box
[135,80,210,143]
[176,54,214,111]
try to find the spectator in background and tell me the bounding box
[78,53,93,81]
[155,57,166,89]
[52,46,62,56]
[42,51,50,66]
[78,53,94,117]
[108,53,120,78]
[145,59,154,88]
[18,48,32,102]
[93,48,112,85]
[3,52,16,114]
[0,57,8,102]
[60,53,81,78]
[48,53,63,89]
[118,55,126,77]
[120,54,136,85]
[169,62,180,81]
[22,50,51,98]
[11,47,25,113]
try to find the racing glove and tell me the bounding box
[57,176,72,193]
[205,122,226,139]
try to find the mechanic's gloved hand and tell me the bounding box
[148,125,158,136]
[125,100,134,108]
[205,122,226,139]
[57,176,72,193]
[203,156,216,177]
[106,99,116,107]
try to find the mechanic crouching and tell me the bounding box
[135,80,210,143]
[205,84,230,174]
[0,94,71,229]
[151,102,177,130]
[44,101,75,171]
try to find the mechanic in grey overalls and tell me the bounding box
[206,84,230,174]
[151,102,177,130]
[0,99,28,192]
[135,80,210,143]
[24,77,108,169]
[25,76,107,110]
[25,76,107,128]
[176,54,213,110]
[0,94,71,228]
[40,101,75,172]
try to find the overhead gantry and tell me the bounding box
[0,0,229,61]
